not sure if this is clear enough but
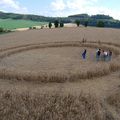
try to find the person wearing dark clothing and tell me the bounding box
[97,50,101,56]
[82,49,87,59]
[96,49,101,61]
[108,50,112,61]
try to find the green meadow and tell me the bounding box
[0,19,48,30]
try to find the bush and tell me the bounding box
[75,20,80,27]
[41,26,44,29]
[0,27,4,33]
[84,21,88,27]
[0,28,11,33]
[60,22,64,27]
[29,27,37,30]
[48,22,52,28]
[29,27,32,30]
[97,21,105,27]
[54,20,59,28]
[33,27,36,29]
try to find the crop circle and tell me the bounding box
[0,41,119,82]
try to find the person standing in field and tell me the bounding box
[108,50,112,61]
[82,49,87,59]
[101,50,105,61]
[96,49,101,61]
[103,51,108,61]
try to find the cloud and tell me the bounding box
[0,0,28,13]
[51,0,98,11]
[66,0,97,9]
[51,0,66,11]
[50,0,120,20]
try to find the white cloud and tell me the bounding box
[0,0,28,13]
[51,0,66,11]
[50,0,120,20]
[51,0,98,11]
[66,0,97,9]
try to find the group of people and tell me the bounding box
[82,49,112,61]
[96,49,112,61]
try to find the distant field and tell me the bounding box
[0,19,48,30]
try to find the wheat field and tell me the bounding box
[0,27,120,120]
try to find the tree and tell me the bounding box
[54,20,59,28]
[0,27,4,33]
[48,22,52,28]
[75,20,80,27]
[60,22,64,27]
[33,27,36,29]
[97,21,105,27]
[84,21,88,27]
[29,27,32,30]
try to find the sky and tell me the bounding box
[0,0,120,20]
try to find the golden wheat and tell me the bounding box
[0,90,109,120]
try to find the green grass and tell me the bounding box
[0,19,48,30]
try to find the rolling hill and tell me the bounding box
[0,11,120,29]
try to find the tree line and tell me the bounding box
[75,20,105,27]
[0,28,11,34]
[0,20,105,33]
[48,20,64,28]
[48,19,105,28]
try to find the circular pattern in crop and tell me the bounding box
[0,41,120,82]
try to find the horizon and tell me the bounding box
[0,11,115,18]
[0,0,120,20]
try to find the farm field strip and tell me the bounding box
[0,19,48,30]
